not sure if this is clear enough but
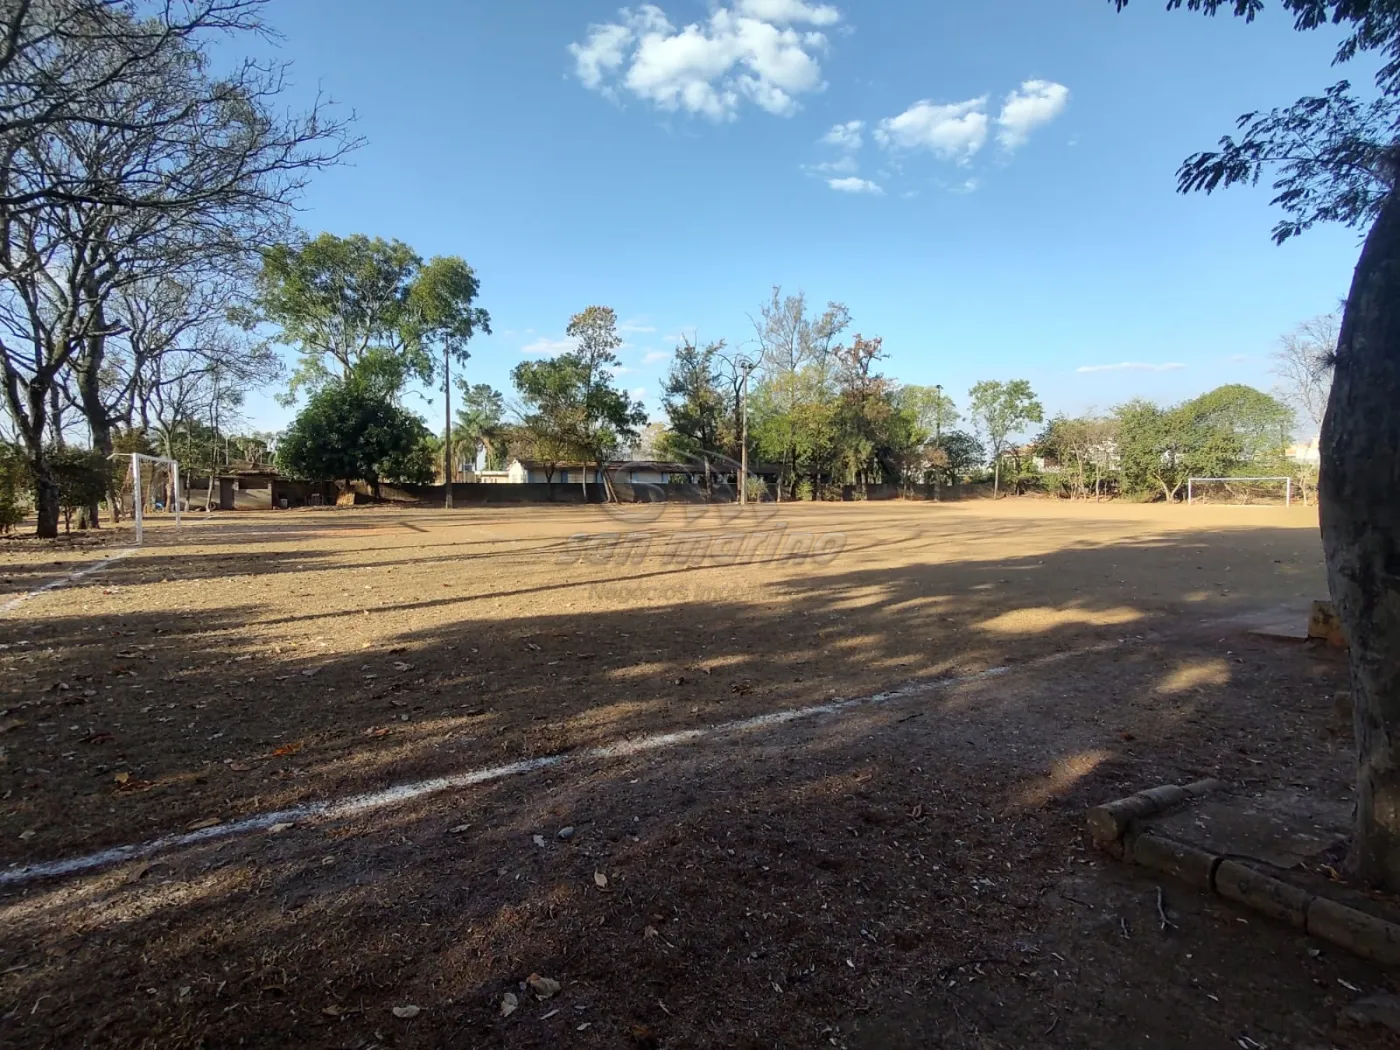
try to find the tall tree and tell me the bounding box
[255,234,426,400]
[1273,313,1338,433]
[897,384,960,439]
[1112,0,1400,886]
[1035,414,1120,500]
[925,430,986,486]
[0,0,351,537]
[408,254,491,496]
[751,287,851,498]
[511,306,645,500]
[833,334,898,486]
[278,371,433,496]
[661,336,726,483]
[451,383,505,474]
[1182,383,1293,465]
[967,379,1044,497]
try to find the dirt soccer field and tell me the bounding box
[0,499,1389,1049]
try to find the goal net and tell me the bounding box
[1186,476,1293,506]
[114,453,182,544]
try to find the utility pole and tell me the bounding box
[444,343,452,510]
[739,359,755,506]
[443,345,469,510]
[934,383,943,502]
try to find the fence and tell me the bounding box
[337,480,987,505]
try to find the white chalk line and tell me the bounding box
[0,547,138,616]
[0,663,1023,887]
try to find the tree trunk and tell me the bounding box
[1320,190,1400,892]
[76,303,112,526]
[993,457,1000,498]
[33,460,60,539]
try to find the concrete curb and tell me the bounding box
[1089,782,1400,967]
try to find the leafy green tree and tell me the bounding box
[897,385,960,439]
[256,236,488,406]
[278,372,434,497]
[451,383,505,474]
[409,255,492,494]
[752,287,851,498]
[503,417,573,484]
[511,307,646,500]
[256,234,421,398]
[661,337,727,480]
[1035,414,1120,499]
[1180,383,1293,468]
[925,430,986,485]
[1109,0,1400,888]
[967,379,1044,497]
[1114,400,1198,501]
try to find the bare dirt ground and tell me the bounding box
[0,499,1390,1049]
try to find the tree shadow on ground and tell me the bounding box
[0,525,1328,865]
[0,634,1377,1050]
[0,515,1375,1048]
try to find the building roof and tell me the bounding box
[510,458,713,473]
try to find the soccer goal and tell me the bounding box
[1186,476,1293,506]
[112,453,182,544]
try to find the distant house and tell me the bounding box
[503,458,711,485]
[1000,444,1057,473]
[1288,436,1321,466]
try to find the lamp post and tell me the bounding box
[443,345,469,510]
[739,358,756,506]
[934,383,944,502]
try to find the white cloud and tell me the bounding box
[521,336,578,356]
[569,22,634,92]
[1076,361,1186,374]
[734,0,841,25]
[820,119,863,149]
[642,350,671,364]
[827,176,883,195]
[875,97,988,163]
[996,79,1070,149]
[620,317,657,333]
[806,155,859,175]
[569,3,838,120]
[629,387,648,400]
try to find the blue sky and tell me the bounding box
[234,0,1366,437]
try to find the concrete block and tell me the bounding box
[1306,896,1400,966]
[1308,600,1348,648]
[1127,833,1221,889]
[1213,859,1312,928]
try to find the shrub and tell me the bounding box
[0,443,31,533]
[51,448,110,532]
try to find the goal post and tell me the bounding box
[1186,476,1293,507]
[111,453,182,544]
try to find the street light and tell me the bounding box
[444,345,470,510]
[739,358,756,506]
[934,383,944,502]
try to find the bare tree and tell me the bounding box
[0,1,309,218]
[0,0,354,536]
[1272,313,1337,433]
